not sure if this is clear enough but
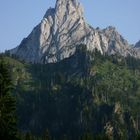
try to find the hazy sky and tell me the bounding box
[0,0,140,52]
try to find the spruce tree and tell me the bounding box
[0,58,17,140]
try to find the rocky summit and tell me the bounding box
[10,0,140,63]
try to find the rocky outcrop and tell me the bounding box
[134,40,140,48]
[10,0,140,63]
[133,40,140,58]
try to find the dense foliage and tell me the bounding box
[1,45,140,140]
[0,57,18,140]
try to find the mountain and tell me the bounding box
[9,0,140,63]
[135,40,140,48]
[127,40,140,58]
[2,1,140,139]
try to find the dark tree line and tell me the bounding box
[0,57,18,140]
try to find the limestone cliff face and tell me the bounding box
[129,40,140,58]
[10,0,140,63]
[135,40,140,48]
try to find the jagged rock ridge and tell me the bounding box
[10,0,140,63]
[135,40,140,48]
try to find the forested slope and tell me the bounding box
[1,45,140,140]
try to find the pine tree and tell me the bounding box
[25,132,33,140]
[0,58,18,140]
[43,129,51,140]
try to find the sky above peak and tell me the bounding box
[0,0,140,52]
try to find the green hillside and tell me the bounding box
[1,45,140,140]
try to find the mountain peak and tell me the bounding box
[55,0,79,8]
[55,0,84,22]
[43,7,55,18]
[9,0,140,63]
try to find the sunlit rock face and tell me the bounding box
[134,40,140,48]
[129,40,140,58]
[10,0,140,63]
